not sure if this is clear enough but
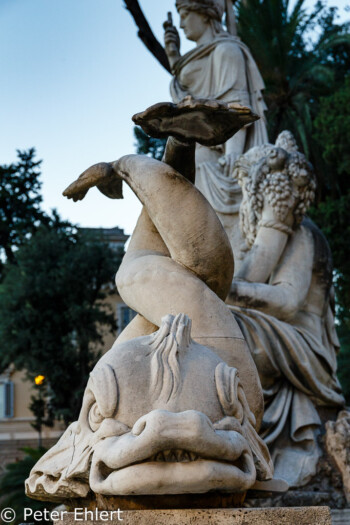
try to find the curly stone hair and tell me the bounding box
[234,141,316,247]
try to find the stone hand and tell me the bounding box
[63,162,115,202]
[229,279,243,303]
[164,25,180,57]
[219,153,239,178]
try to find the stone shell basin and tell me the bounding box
[132,96,259,147]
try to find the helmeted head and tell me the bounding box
[176,0,225,21]
[175,0,235,37]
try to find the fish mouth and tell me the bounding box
[89,409,256,495]
[148,449,199,462]
[95,447,202,482]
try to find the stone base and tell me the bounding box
[54,507,331,525]
[67,492,246,510]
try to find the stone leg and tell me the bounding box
[112,154,262,419]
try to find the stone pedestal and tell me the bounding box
[54,507,331,525]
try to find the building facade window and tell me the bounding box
[0,380,14,418]
[117,304,137,334]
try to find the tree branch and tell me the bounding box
[123,0,171,74]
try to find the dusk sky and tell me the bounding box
[1,0,349,235]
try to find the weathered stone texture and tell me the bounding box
[54,507,332,525]
[326,410,350,503]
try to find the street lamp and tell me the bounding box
[33,375,46,447]
[34,375,45,386]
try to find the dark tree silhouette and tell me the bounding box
[123,0,171,72]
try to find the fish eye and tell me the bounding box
[89,402,104,432]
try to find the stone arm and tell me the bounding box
[236,198,295,283]
[235,225,289,283]
[229,227,313,322]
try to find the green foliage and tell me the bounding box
[337,324,350,403]
[310,194,350,302]
[0,223,122,426]
[0,447,52,525]
[312,81,350,299]
[310,78,350,401]
[313,77,350,195]
[134,126,166,160]
[236,0,350,195]
[0,149,47,277]
[29,379,55,444]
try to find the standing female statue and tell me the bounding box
[164,0,268,264]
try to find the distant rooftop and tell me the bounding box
[81,226,129,247]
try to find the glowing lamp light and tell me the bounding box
[34,375,45,386]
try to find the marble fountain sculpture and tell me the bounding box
[25,95,345,504]
[24,0,346,511]
[26,0,344,508]
[26,98,274,503]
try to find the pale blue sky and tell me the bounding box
[1,0,349,235]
